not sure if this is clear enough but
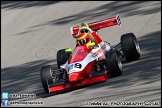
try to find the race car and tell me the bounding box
[40,15,140,93]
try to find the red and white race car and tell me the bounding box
[40,15,140,93]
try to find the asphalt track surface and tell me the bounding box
[1,1,161,107]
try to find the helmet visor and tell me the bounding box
[77,38,89,46]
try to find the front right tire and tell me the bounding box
[106,49,122,77]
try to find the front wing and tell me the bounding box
[48,70,107,93]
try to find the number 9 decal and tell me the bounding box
[75,63,82,68]
[68,63,82,71]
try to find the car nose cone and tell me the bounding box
[69,73,79,82]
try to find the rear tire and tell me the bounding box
[106,49,122,77]
[40,65,54,93]
[121,33,140,62]
[57,49,72,69]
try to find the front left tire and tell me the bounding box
[40,65,54,93]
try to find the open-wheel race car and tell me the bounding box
[40,15,140,93]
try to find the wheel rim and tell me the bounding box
[117,55,122,71]
[49,67,55,83]
[133,38,140,54]
[50,67,54,78]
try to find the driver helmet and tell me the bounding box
[78,23,90,34]
[76,33,91,48]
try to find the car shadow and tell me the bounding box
[1,1,64,10]
[28,1,160,27]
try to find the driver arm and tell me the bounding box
[91,31,102,44]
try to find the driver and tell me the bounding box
[76,33,98,49]
[76,23,111,52]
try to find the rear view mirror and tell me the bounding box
[65,48,72,53]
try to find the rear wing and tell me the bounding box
[70,14,121,37]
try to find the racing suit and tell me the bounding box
[77,25,111,52]
[90,31,111,52]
